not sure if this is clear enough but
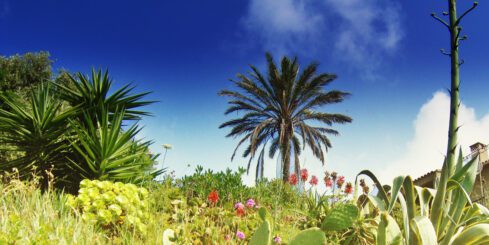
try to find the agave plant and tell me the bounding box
[354,150,489,244]
[68,108,163,184]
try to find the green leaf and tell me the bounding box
[450,224,489,245]
[249,220,271,245]
[410,216,437,245]
[321,204,359,231]
[289,228,326,245]
[377,212,403,245]
[356,170,390,208]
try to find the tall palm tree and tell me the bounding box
[219,53,352,182]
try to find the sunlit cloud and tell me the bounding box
[242,0,404,75]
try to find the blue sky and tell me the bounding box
[1,0,489,185]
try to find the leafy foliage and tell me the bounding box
[321,204,359,231]
[0,68,158,191]
[0,84,74,188]
[219,53,352,181]
[68,109,162,184]
[67,179,151,236]
[0,52,52,93]
[177,166,251,205]
[355,151,489,244]
[289,228,326,245]
[56,69,154,121]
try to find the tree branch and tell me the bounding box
[440,49,451,57]
[431,13,450,29]
[456,2,478,26]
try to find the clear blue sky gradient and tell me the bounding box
[1,0,488,182]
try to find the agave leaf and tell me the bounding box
[367,195,387,211]
[450,224,489,245]
[388,176,405,213]
[441,156,479,244]
[356,170,390,208]
[410,216,437,245]
[377,212,403,245]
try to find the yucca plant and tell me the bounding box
[0,84,75,188]
[0,68,160,191]
[55,69,155,122]
[67,108,163,184]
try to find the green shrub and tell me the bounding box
[67,179,151,236]
[177,166,251,205]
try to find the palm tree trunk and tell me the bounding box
[281,140,291,182]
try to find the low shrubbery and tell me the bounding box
[66,179,152,236]
[1,164,489,244]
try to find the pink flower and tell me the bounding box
[246,199,255,208]
[300,168,309,182]
[324,177,332,188]
[336,176,345,188]
[289,173,298,185]
[273,235,282,244]
[236,231,245,240]
[234,202,244,210]
[309,175,318,186]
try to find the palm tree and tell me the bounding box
[219,53,352,182]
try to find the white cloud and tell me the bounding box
[242,0,404,72]
[242,91,489,190]
[243,0,324,55]
[376,91,489,183]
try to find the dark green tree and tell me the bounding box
[219,53,352,182]
[0,51,52,94]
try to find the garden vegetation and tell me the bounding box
[1,0,489,243]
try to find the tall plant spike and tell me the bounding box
[429,0,478,234]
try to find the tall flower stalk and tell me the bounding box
[429,0,478,233]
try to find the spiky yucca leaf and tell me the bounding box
[0,84,74,187]
[68,108,162,184]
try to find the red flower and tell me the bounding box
[300,168,309,182]
[336,176,345,188]
[324,177,332,188]
[236,207,245,217]
[208,190,219,205]
[309,175,318,186]
[345,182,353,194]
[289,173,298,185]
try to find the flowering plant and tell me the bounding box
[66,179,150,235]
[208,190,219,205]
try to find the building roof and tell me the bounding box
[414,169,441,185]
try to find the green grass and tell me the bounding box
[0,173,170,244]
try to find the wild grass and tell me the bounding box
[0,170,168,244]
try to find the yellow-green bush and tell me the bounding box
[67,179,151,235]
